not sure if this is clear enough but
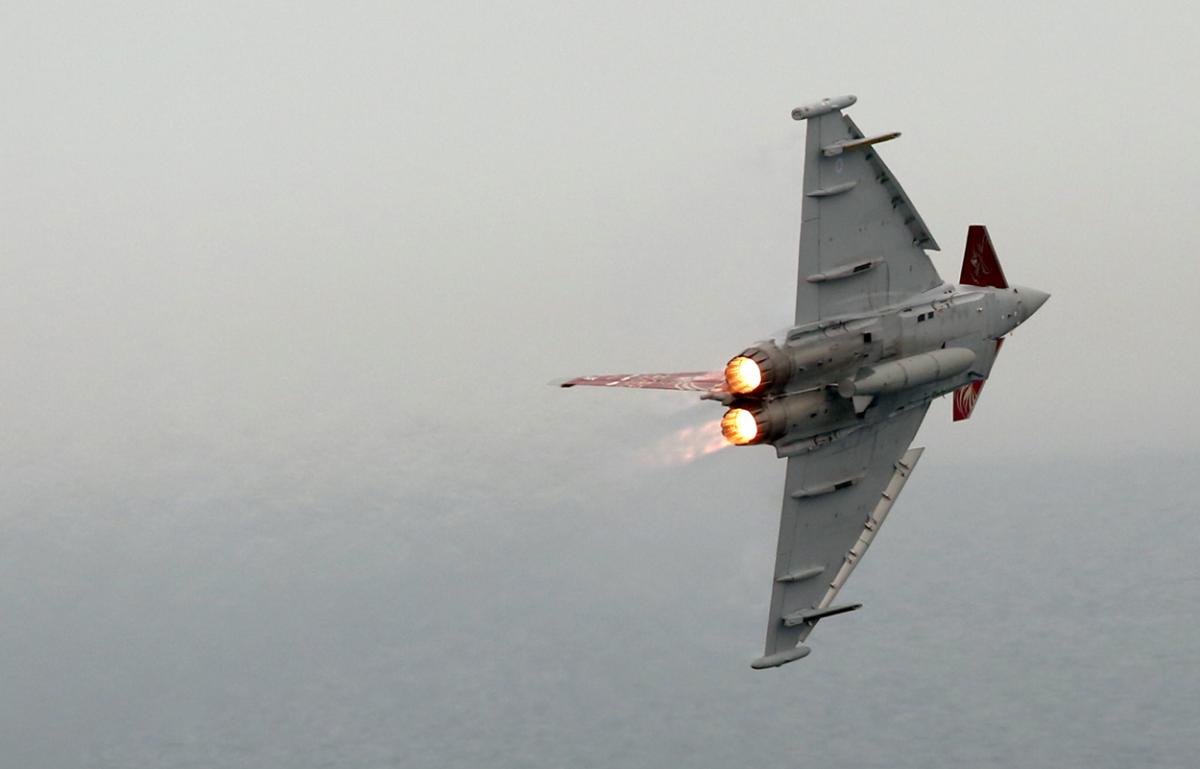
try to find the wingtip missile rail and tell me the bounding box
[791,94,857,121]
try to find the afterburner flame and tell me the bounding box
[637,418,730,466]
[721,408,759,445]
[725,356,762,394]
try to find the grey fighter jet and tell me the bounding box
[560,96,1048,669]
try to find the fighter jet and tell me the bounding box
[560,96,1048,668]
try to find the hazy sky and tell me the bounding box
[6,0,1200,469]
[3,2,1200,767]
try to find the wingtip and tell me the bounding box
[750,645,812,669]
[791,95,857,121]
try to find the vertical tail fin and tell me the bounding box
[960,225,1009,289]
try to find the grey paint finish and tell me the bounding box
[748,103,1047,665]
[563,97,1048,668]
[762,402,929,661]
[825,447,925,599]
[794,110,941,324]
[839,348,976,397]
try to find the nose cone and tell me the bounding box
[1015,286,1050,323]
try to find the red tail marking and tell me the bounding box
[952,380,985,421]
[559,371,726,392]
[952,338,1004,421]
[960,225,1009,289]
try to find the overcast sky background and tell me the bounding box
[3,2,1199,768]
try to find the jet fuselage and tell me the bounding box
[721,282,1048,456]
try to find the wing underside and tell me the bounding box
[756,402,929,667]
[795,110,943,325]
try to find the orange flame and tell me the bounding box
[724,356,762,394]
[721,408,759,445]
